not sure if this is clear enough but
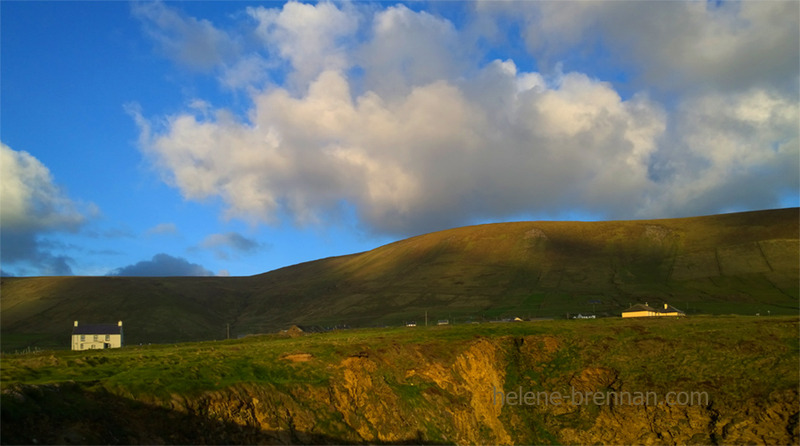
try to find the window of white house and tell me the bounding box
[105,335,110,342]
[93,335,99,341]
[80,335,85,341]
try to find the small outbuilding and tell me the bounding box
[621,303,685,318]
[71,321,123,351]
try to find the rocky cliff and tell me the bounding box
[2,318,798,445]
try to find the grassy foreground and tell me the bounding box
[2,315,798,444]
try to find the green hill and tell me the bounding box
[2,208,798,351]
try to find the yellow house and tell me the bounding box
[659,304,685,317]
[622,303,685,318]
[72,321,123,351]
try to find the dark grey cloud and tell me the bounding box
[0,231,76,276]
[108,253,214,277]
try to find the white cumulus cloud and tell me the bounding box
[644,88,800,217]
[358,4,466,99]
[131,2,799,237]
[515,0,799,94]
[134,63,668,235]
[0,143,96,275]
[1,143,88,232]
[247,1,359,90]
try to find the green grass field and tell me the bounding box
[2,316,798,444]
[3,316,797,398]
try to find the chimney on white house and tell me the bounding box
[664,303,668,309]
[118,321,123,327]
[74,321,78,327]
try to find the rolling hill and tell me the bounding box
[2,208,798,350]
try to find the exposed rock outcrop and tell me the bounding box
[3,335,798,445]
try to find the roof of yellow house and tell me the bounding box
[622,303,657,313]
[622,303,685,314]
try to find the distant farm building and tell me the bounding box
[72,321,123,351]
[621,303,685,318]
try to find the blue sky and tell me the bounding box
[2,1,798,277]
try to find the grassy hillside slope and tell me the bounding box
[2,208,798,350]
[2,316,798,444]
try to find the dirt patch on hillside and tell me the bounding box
[281,353,313,362]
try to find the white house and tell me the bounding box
[71,321,123,351]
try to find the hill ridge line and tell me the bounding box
[1,208,797,350]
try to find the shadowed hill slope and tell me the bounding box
[2,208,798,350]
